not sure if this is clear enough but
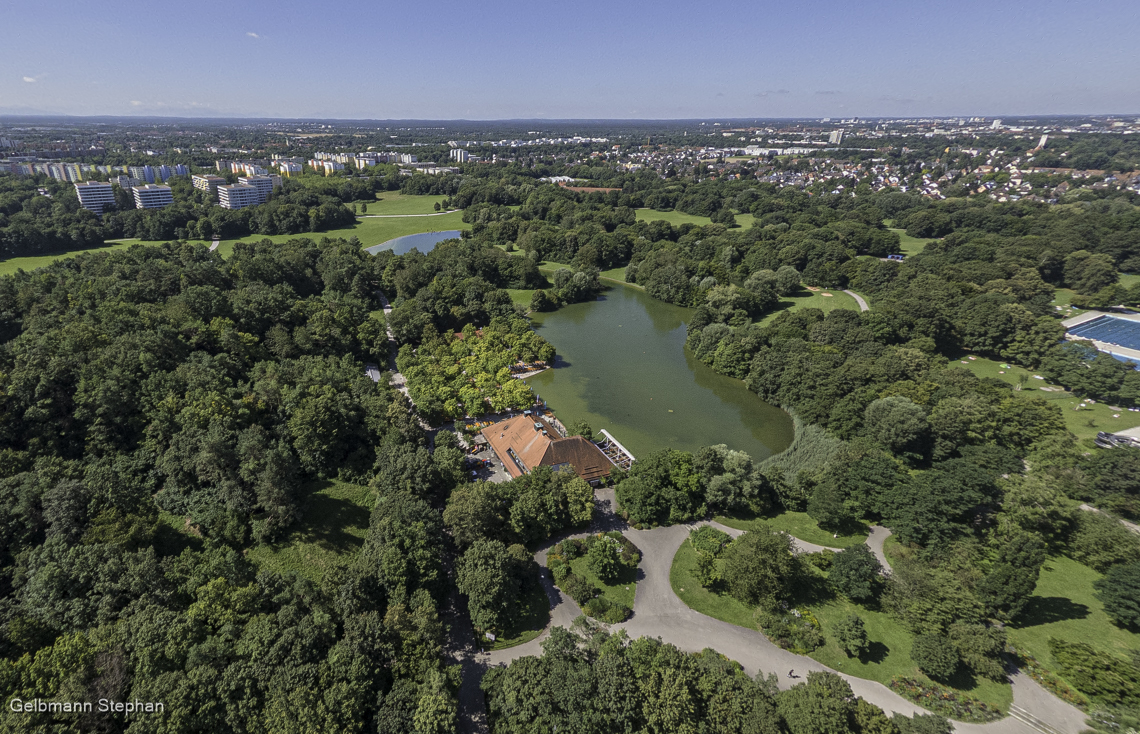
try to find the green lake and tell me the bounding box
[527,285,794,461]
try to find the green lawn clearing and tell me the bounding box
[0,240,171,277]
[757,288,862,326]
[954,354,1140,443]
[671,539,1011,713]
[352,192,448,215]
[888,228,934,257]
[670,540,756,628]
[599,265,630,284]
[1007,556,1140,681]
[570,550,637,610]
[810,597,1011,712]
[635,209,755,229]
[715,511,868,549]
[245,479,374,581]
[489,581,551,651]
[505,289,537,307]
[0,198,467,275]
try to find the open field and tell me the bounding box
[888,228,934,257]
[350,191,449,215]
[0,241,158,276]
[635,208,756,229]
[954,353,1140,442]
[715,511,869,548]
[0,197,467,274]
[756,288,861,325]
[245,479,374,581]
[504,289,536,307]
[1007,556,1140,688]
[599,265,630,283]
[670,540,1012,711]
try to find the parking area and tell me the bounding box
[464,444,512,484]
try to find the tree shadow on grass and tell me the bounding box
[1012,596,1091,628]
[858,640,890,665]
[273,481,371,553]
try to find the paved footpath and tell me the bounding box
[466,491,1088,734]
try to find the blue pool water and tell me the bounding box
[364,230,462,256]
[1068,316,1140,352]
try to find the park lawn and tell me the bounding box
[671,540,1012,712]
[505,289,537,307]
[489,581,550,651]
[1,211,469,274]
[635,208,755,229]
[0,240,175,276]
[955,354,1140,442]
[216,212,469,257]
[245,479,374,582]
[570,551,637,609]
[670,540,756,628]
[599,265,628,283]
[352,192,448,215]
[756,288,861,326]
[809,598,1012,712]
[1008,556,1140,682]
[715,511,868,549]
[888,228,933,257]
[1119,273,1140,289]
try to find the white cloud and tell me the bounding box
[130,100,142,106]
[22,76,36,83]
[246,32,260,39]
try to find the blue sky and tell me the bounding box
[2,0,1137,119]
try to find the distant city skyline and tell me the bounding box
[3,0,1139,120]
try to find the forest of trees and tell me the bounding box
[0,239,485,732]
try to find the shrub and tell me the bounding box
[551,564,570,583]
[834,614,870,658]
[689,525,732,557]
[911,634,960,681]
[586,535,623,583]
[559,573,596,606]
[829,544,882,602]
[1067,511,1140,572]
[1048,638,1140,705]
[888,677,1002,723]
[756,608,824,654]
[722,529,802,606]
[1095,560,1140,630]
[582,595,631,624]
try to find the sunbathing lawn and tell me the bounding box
[635,208,756,229]
[1007,556,1140,688]
[954,353,1140,443]
[670,540,1012,712]
[714,511,869,549]
[245,479,374,582]
[756,288,862,326]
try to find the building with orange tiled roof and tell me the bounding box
[481,414,614,485]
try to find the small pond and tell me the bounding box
[365,230,463,256]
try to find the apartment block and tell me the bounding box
[218,184,261,210]
[74,181,116,215]
[238,176,273,204]
[192,174,227,197]
[132,184,173,209]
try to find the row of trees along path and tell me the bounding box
[451,488,1088,734]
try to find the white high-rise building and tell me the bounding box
[828,130,844,145]
[238,176,273,204]
[74,181,116,215]
[132,184,173,209]
[449,149,470,162]
[398,153,417,164]
[192,174,227,196]
[218,184,261,210]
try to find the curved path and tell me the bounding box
[844,289,870,312]
[867,524,894,572]
[466,494,1087,734]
